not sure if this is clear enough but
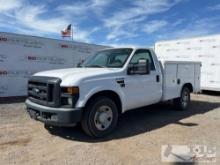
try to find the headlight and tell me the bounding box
[61,87,79,107]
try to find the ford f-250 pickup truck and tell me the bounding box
[25,48,201,137]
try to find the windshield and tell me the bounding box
[81,48,133,68]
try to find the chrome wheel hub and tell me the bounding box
[94,105,113,131]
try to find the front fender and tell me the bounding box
[75,81,126,112]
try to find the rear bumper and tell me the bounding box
[25,99,83,126]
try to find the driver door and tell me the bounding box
[123,49,162,110]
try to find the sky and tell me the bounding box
[0,0,220,47]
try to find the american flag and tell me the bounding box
[61,24,72,37]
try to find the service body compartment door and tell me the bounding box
[162,63,180,100]
[162,61,201,101]
[177,63,195,89]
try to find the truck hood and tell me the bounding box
[34,68,121,86]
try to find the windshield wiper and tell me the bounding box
[85,65,106,68]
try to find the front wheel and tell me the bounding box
[174,87,191,110]
[81,97,118,137]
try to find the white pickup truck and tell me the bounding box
[26,48,201,137]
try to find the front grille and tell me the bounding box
[28,76,61,107]
[28,82,49,101]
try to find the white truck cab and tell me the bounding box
[25,48,201,137]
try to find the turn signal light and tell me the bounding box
[66,87,79,95]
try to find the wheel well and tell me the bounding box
[183,83,193,92]
[85,90,122,114]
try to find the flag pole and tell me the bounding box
[71,26,73,41]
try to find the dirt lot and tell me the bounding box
[0,93,220,165]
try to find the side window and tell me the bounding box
[129,49,155,70]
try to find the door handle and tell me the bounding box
[156,75,160,82]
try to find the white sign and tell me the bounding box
[155,34,220,92]
[0,32,108,97]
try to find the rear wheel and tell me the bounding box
[81,97,118,137]
[174,87,191,110]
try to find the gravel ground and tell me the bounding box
[0,93,220,165]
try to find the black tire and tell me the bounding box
[174,87,191,110]
[81,97,118,137]
[44,123,54,130]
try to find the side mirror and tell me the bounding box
[127,59,150,75]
